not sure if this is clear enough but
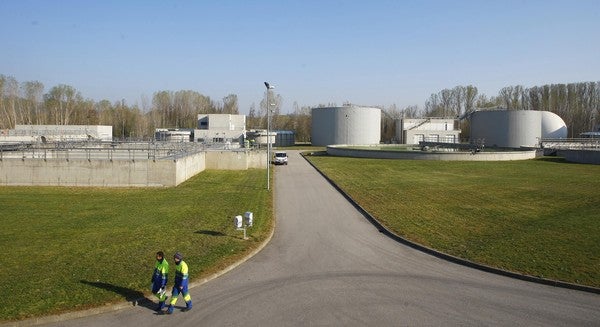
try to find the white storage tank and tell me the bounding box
[311,106,381,146]
[541,111,568,139]
[470,110,567,148]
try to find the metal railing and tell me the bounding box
[418,138,485,153]
[540,138,600,150]
[0,140,225,161]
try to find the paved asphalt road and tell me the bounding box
[44,150,599,326]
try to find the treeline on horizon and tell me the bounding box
[1,74,598,142]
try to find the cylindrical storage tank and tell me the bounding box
[470,110,509,147]
[470,110,558,148]
[541,111,568,139]
[506,110,541,148]
[311,106,381,146]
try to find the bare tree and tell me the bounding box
[464,85,478,113]
[173,90,201,128]
[0,75,9,128]
[451,86,465,117]
[1,76,19,127]
[512,85,524,110]
[402,105,420,118]
[152,91,173,127]
[247,103,259,129]
[291,103,312,142]
[528,86,541,111]
[499,86,513,109]
[21,81,45,125]
[43,84,80,125]
[222,94,239,114]
[424,93,440,116]
[439,89,453,116]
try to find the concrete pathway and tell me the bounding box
[43,150,600,326]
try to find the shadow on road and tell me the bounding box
[80,280,155,311]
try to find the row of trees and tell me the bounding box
[422,82,600,138]
[0,75,242,139]
[1,74,598,142]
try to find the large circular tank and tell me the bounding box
[470,110,567,148]
[311,106,381,146]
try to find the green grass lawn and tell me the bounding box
[0,169,272,321]
[306,156,600,287]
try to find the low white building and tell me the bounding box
[246,130,295,147]
[396,118,460,144]
[194,114,246,147]
[154,128,193,142]
[1,125,113,143]
[246,129,276,148]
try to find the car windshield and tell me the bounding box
[275,153,286,157]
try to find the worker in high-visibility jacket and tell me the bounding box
[167,252,192,314]
[151,251,169,312]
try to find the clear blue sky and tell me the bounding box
[1,0,599,114]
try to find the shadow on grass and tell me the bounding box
[195,230,226,236]
[80,280,155,311]
[535,156,578,164]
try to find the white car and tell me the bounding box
[273,151,288,165]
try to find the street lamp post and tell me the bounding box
[264,82,274,190]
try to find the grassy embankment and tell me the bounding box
[0,169,272,321]
[306,155,600,287]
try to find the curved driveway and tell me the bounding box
[46,150,599,326]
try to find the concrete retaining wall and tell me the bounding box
[0,158,179,187]
[205,151,265,170]
[0,150,266,187]
[327,145,537,161]
[558,149,600,165]
[175,152,206,186]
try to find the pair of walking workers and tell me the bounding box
[151,251,193,314]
